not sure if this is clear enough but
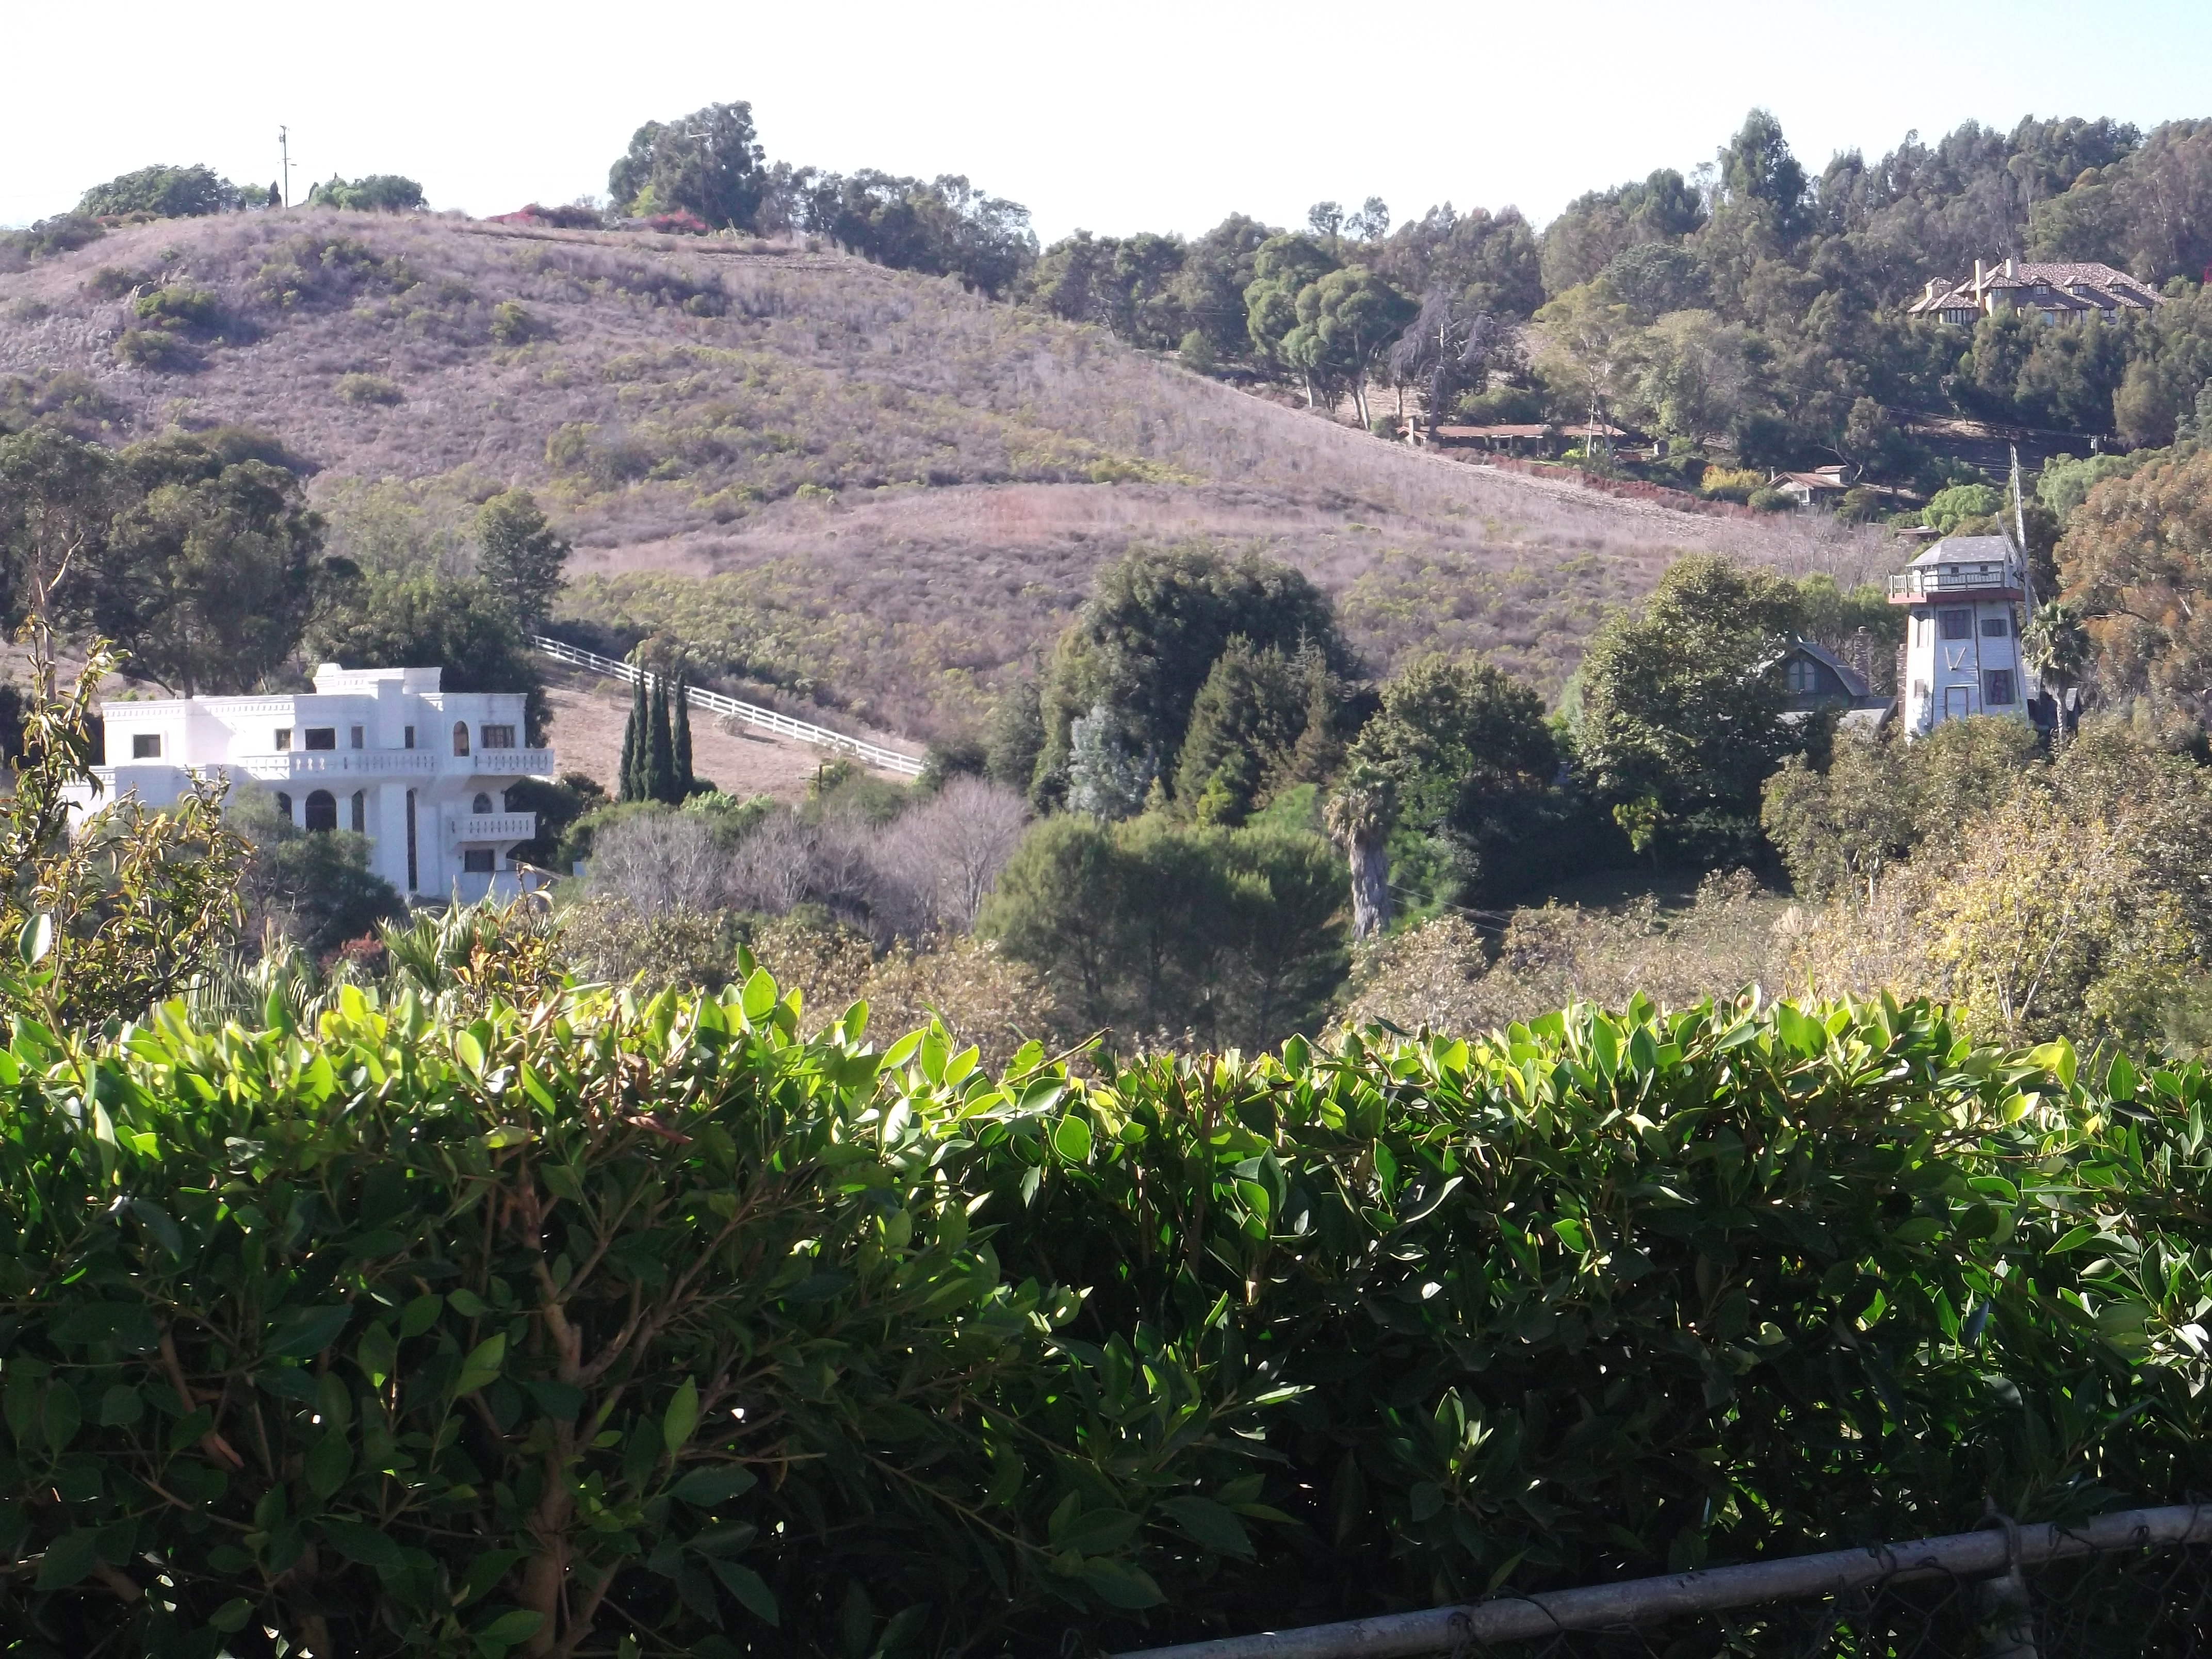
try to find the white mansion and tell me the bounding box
[77,664,554,905]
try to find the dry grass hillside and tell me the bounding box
[0,210,1888,738]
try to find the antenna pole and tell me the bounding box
[279,126,291,208]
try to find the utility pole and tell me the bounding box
[279,126,292,208]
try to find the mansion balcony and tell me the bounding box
[451,812,536,845]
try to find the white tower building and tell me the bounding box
[1889,534,2031,736]
[73,664,555,905]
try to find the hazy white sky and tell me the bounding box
[7,0,2211,241]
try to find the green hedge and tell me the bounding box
[3,972,2210,1655]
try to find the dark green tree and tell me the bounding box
[980,813,1347,1049]
[646,673,677,804]
[984,679,1045,794]
[231,788,406,954]
[79,435,327,694]
[608,101,767,230]
[621,670,649,803]
[0,425,119,628]
[1034,544,1353,809]
[1172,637,1307,825]
[76,164,240,219]
[1577,555,1809,867]
[1345,653,1570,905]
[474,489,568,631]
[672,672,695,794]
[307,573,551,744]
[306,175,426,213]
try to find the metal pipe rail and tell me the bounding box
[530,636,924,777]
[1117,1503,2212,1659]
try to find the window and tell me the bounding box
[1984,669,2016,707]
[275,792,294,822]
[1784,658,1819,695]
[403,725,416,750]
[350,726,365,750]
[350,790,366,833]
[1980,615,2009,638]
[462,848,496,874]
[131,733,161,759]
[480,724,516,751]
[274,728,292,752]
[304,789,337,832]
[452,722,470,757]
[304,726,336,751]
[405,789,418,890]
[471,792,493,814]
[1939,609,1973,641]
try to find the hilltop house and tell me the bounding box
[75,664,554,905]
[1908,257,2161,327]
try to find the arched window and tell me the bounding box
[452,722,470,757]
[275,792,293,823]
[405,789,418,890]
[350,791,366,833]
[472,792,493,815]
[304,790,337,833]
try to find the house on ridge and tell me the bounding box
[1908,257,2161,327]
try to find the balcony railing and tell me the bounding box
[468,749,557,777]
[230,751,438,780]
[1887,564,2023,601]
[451,812,536,844]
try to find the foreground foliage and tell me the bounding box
[5,957,2212,1652]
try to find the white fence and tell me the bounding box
[531,636,925,777]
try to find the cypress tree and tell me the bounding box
[672,673,694,795]
[620,671,649,802]
[646,674,677,803]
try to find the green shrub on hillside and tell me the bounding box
[334,372,403,406]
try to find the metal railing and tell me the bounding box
[1119,1502,2212,1659]
[1887,565,2023,600]
[531,635,925,777]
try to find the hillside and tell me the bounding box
[0,209,1883,738]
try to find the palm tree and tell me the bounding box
[2021,600,2091,739]
[1324,765,1396,940]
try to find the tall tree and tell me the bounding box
[608,101,767,230]
[671,671,695,794]
[1033,545,1353,810]
[1577,555,1809,866]
[646,673,677,804]
[474,489,568,631]
[88,439,326,695]
[621,670,649,802]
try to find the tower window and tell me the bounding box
[304,789,337,832]
[1983,670,2016,706]
[452,722,470,757]
[131,733,161,759]
[350,790,366,833]
[275,792,293,822]
[274,728,292,751]
[350,725,365,750]
[472,792,493,815]
[463,848,496,874]
[304,727,337,751]
[1980,615,2009,638]
[405,789,418,890]
[481,724,516,751]
[1939,609,1973,641]
[404,725,416,750]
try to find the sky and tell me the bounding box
[7,0,2212,241]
